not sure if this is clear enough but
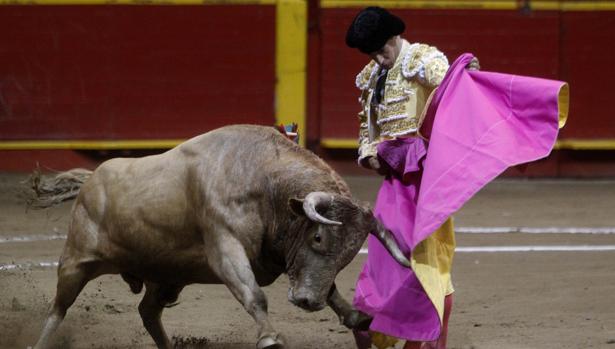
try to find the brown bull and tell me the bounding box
[31,125,409,349]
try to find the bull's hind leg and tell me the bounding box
[138,282,183,349]
[33,256,101,349]
[208,234,284,349]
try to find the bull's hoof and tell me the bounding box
[256,333,285,349]
[342,310,373,331]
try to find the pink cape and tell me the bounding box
[353,53,568,340]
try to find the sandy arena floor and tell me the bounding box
[1,173,615,349]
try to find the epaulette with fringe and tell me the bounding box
[355,60,378,90]
[401,43,448,83]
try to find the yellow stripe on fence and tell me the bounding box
[319,138,615,151]
[321,0,615,11]
[0,0,275,5]
[0,140,185,150]
[555,139,615,150]
[322,0,518,10]
[2,138,615,150]
[1,0,613,9]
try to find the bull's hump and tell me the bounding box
[183,124,281,144]
[178,124,350,195]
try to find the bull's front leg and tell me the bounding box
[327,283,372,331]
[208,234,285,349]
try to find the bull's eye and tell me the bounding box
[314,233,322,243]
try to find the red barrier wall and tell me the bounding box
[0,5,276,140]
[1,3,615,176]
[559,11,615,139]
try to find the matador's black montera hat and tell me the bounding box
[345,7,405,54]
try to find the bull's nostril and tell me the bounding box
[293,297,311,309]
[295,297,323,311]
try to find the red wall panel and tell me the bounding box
[0,5,276,140]
[559,11,615,139]
[318,8,561,140]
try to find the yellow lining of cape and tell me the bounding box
[558,83,570,129]
[411,218,456,322]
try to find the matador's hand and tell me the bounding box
[467,57,480,71]
[361,156,389,176]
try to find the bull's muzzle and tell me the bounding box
[288,287,326,312]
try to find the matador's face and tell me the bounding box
[369,35,402,69]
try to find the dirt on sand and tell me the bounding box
[1,173,615,349]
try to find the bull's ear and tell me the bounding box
[289,198,305,217]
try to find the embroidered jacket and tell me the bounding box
[355,39,449,162]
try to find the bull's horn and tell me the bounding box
[371,219,411,268]
[303,192,342,226]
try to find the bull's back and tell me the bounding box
[179,125,292,179]
[178,125,328,192]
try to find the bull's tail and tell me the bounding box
[24,167,93,209]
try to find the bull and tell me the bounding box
[30,125,410,349]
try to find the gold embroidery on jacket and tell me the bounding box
[355,40,449,161]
